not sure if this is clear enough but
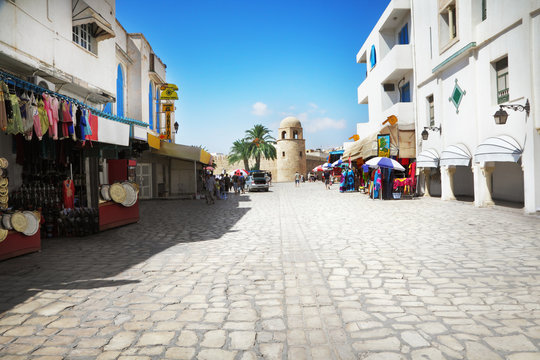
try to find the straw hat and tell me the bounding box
[0,157,8,169]
[121,182,137,207]
[22,211,39,236]
[0,228,7,243]
[11,212,28,233]
[110,183,126,204]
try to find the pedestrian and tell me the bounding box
[240,174,246,194]
[295,171,300,187]
[324,170,331,189]
[205,175,216,204]
[224,174,231,192]
[301,174,305,183]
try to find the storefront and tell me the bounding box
[0,70,147,260]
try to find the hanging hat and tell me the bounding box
[0,228,7,243]
[10,212,28,233]
[110,183,127,204]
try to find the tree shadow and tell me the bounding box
[0,194,251,314]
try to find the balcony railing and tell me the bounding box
[497,88,509,104]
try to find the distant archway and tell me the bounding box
[282,131,286,139]
[293,130,298,139]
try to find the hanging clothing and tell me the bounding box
[69,103,77,141]
[63,179,75,209]
[42,94,57,139]
[50,96,60,139]
[37,98,49,136]
[19,92,34,140]
[86,111,98,141]
[7,94,23,135]
[32,94,43,140]
[61,100,73,140]
[2,82,13,125]
[373,169,382,199]
[0,81,8,132]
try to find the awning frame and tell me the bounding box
[440,143,472,167]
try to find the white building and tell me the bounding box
[355,0,540,214]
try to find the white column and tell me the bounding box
[441,165,456,201]
[473,163,495,207]
[423,168,431,197]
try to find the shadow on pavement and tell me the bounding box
[0,193,251,313]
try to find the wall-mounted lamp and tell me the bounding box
[421,125,442,140]
[493,99,530,125]
[174,121,179,134]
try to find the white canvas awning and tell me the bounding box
[474,135,522,164]
[72,0,115,41]
[440,144,472,167]
[417,149,439,168]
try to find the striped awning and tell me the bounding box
[416,149,439,168]
[474,135,522,164]
[440,144,472,167]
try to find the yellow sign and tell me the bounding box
[160,83,178,91]
[382,115,398,126]
[348,134,360,141]
[160,87,178,100]
[162,104,174,140]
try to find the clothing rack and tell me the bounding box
[0,68,148,128]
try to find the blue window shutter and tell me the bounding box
[370,45,376,68]
[103,103,112,114]
[399,23,409,45]
[400,82,411,102]
[156,87,160,132]
[149,82,153,130]
[116,65,124,117]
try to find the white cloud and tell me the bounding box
[308,102,318,110]
[252,102,269,116]
[304,117,346,133]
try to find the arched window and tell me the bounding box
[116,64,124,117]
[281,131,286,139]
[370,45,377,68]
[148,81,153,130]
[293,130,298,139]
[155,86,160,133]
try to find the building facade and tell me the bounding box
[356,0,540,214]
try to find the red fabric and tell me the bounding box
[63,179,75,209]
[86,113,99,141]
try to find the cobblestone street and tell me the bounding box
[0,182,539,359]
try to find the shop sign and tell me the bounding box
[160,83,179,100]
[377,134,390,157]
[162,104,174,140]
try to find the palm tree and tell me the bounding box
[245,124,277,170]
[228,139,251,171]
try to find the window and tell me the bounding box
[427,95,435,127]
[282,152,285,157]
[148,82,154,130]
[281,131,286,139]
[399,23,409,45]
[439,1,457,49]
[72,24,94,53]
[495,57,509,104]
[299,151,302,157]
[482,0,487,21]
[293,130,298,139]
[116,65,124,117]
[370,45,376,68]
[400,82,411,102]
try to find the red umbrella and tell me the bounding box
[312,165,324,172]
[233,169,248,176]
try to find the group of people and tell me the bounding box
[203,172,246,205]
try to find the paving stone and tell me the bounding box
[201,330,226,348]
[197,349,237,360]
[104,331,136,350]
[484,335,537,352]
[259,343,283,360]
[164,347,196,359]
[176,330,198,347]
[465,341,503,360]
[229,331,256,349]
[401,330,430,347]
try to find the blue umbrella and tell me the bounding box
[365,157,405,171]
[331,158,343,167]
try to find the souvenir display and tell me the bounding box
[0,228,7,242]
[121,182,138,207]
[2,213,13,230]
[109,183,126,204]
[100,184,111,201]
[10,211,27,233]
[22,211,39,236]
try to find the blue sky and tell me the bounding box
[117,0,390,153]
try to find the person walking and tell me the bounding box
[295,171,300,187]
[324,170,331,189]
[205,175,216,204]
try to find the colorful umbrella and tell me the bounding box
[365,157,405,171]
[312,165,325,172]
[233,169,248,176]
[331,158,343,167]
